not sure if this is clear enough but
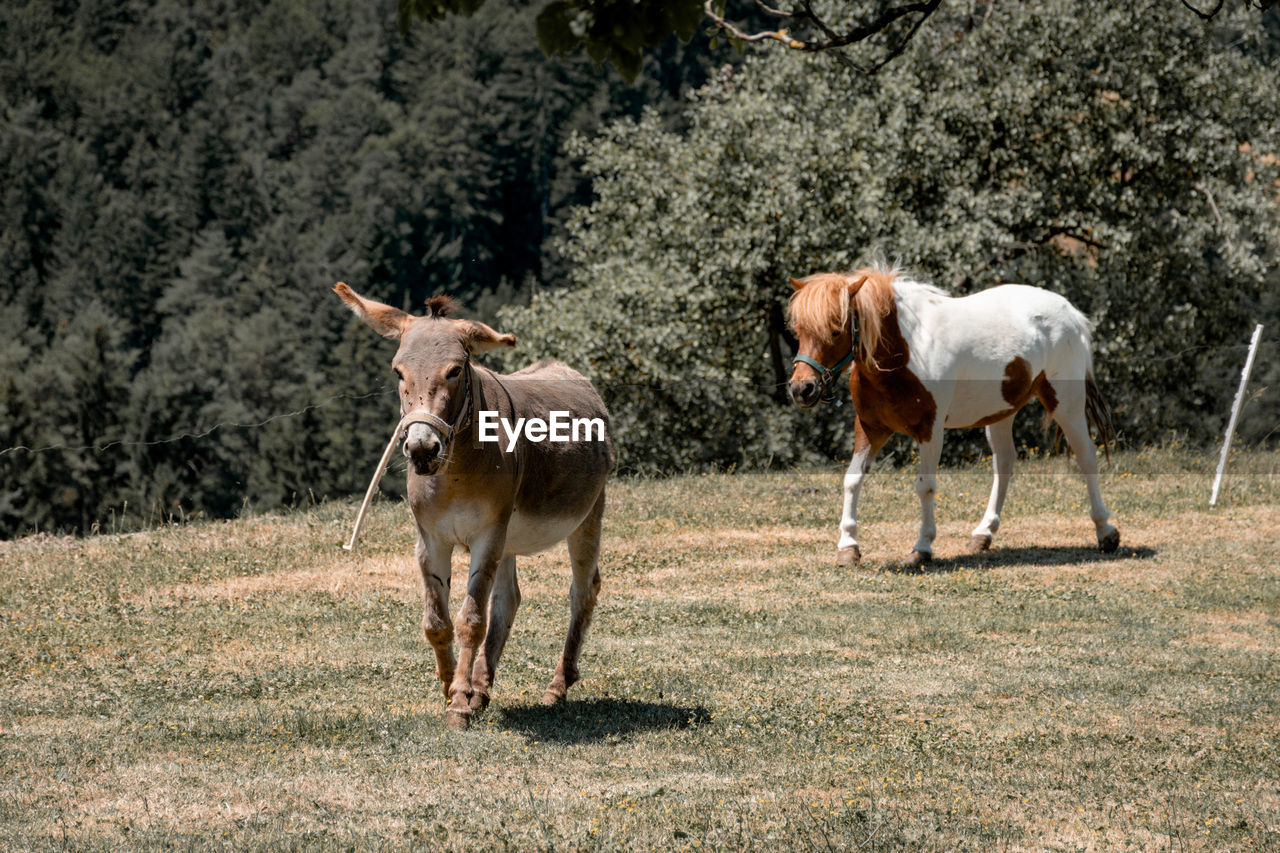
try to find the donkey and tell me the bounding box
[787,263,1119,567]
[334,283,613,728]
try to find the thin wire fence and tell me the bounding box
[1,344,1276,460]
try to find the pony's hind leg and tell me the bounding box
[970,417,1016,552]
[469,556,519,712]
[543,489,605,705]
[837,419,891,566]
[1052,396,1119,552]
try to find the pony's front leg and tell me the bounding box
[970,417,1015,552]
[836,420,891,566]
[908,435,945,567]
[446,527,507,729]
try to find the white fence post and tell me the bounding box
[1210,323,1264,506]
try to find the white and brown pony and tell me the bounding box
[335,283,613,728]
[787,264,1119,567]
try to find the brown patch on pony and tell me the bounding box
[1001,357,1034,406]
[958,408,1019,430]
[1033,371,1058,414]
[1034,371,1062,450]
[848,307,936,445]
[424,294,456,318]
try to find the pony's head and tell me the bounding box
[786,266,898,407]
[333,282,515,475]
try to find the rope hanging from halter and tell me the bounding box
[343,359,476,550]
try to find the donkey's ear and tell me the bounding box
[460,320,516,354]
[788,276,807,291]
[845,274,868,295]
[333,282,413,340]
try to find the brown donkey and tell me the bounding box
[335,283,613,729]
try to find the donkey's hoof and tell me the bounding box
[968,534,992,554]
[836,546,862,566]
[445,707,472,730]
[1098,528,1120,553]
[904,549,933,568]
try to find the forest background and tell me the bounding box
[2,0,1278,537]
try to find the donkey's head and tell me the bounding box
[334,283,515,475]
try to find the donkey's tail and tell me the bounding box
[1084,371,1115,461]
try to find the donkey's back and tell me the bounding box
[494,359,612,520]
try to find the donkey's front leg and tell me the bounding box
[908,436,945,567]
[446,527,507,729]
[836,419,891,566]
[468,556,519,713]
[416,534,455,700]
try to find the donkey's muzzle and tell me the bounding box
[404,423,443,475]
[789,379,821,408]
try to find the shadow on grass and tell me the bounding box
[497,697,712,745]
[888,544,1158,575]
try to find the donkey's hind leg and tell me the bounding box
[970,416,1016,553]
[542,489,605,705]
[469,556,520,712]
[1052,393,1119,552]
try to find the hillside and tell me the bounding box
[2,449,1277,849]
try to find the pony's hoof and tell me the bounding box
[904,549,932,568]
[1098,528,1120,553]
[445,707,472,730]
[968,534,992,553]
[469,691,490,712]
[836,546,861,566]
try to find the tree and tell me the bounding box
[0,0,722,536]
[497,0,1280,473]
[398,0,1278,79]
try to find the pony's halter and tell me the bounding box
[398,357,475,456]
[792,348,855,403]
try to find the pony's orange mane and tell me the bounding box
[789,265,899,369]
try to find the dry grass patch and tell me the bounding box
[1,448,1278,851]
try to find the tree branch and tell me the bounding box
[953,226,1107,289]
[1178,0,1226,19]
[870,0,943,72]
[703,0,945,57]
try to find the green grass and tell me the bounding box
[1,448,1277,850]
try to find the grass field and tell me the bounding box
[2,448,1278,851]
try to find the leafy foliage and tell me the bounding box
[0,0,720,536]
[500,0,1280,473]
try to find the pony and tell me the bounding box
[787,263,1119,567]
[334,283,613,729]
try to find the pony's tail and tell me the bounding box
[1042,372,1115,460]
[1084,372,1116,461]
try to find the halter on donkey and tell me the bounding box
[787,264,1120,567]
